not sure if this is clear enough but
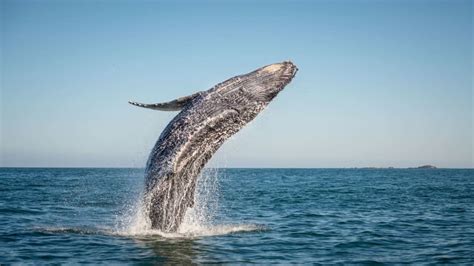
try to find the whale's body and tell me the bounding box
[130,62,298,232]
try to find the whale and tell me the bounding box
[129,61,298,232]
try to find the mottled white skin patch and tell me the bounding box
[140,61,298,232]
[260,63,285,73]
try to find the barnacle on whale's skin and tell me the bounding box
[130,61,298,232]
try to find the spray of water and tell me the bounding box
[177,168,220,233]
[116,168,262,238]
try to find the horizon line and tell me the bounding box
[0,166,472,170]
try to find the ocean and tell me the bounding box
[0,168,473,264]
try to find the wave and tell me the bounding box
[116,223,265,238]
[34,226,112,235]
[33,223,265,239]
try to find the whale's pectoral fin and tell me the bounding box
[128,92,202,111]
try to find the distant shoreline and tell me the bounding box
[352,165,438,170]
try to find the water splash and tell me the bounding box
[178,168,220,233]
[116,168,263,238]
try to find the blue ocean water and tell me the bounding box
[0,168,473,264]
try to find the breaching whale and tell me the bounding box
[129,61,298,232]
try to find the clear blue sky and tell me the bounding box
[1,0,472,168]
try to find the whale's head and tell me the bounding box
[129,61,298,112]
[252,61,298,102]
[215,61,298,105]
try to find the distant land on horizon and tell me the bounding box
[354,165,438,170]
